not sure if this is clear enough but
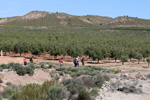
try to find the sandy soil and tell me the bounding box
[0,55,150,100]
[0,55,149,74]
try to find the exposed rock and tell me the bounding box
[22,11,52,20]
[117,86,142,94]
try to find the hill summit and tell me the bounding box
[0,10,150,28]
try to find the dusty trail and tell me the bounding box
[0,56,149,74]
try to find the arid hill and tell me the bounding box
[0,10,150,28]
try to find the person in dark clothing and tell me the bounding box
[81,58,85,66]
[73,59,77,67]
[30,56,34,63]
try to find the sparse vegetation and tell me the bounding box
[8,81,65,100]
[113,69,121,74]
[90,88,99,96]
[0,63,35,76]
[77,90,91,100]
[2,88,16,99]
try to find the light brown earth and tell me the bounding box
[0,54,149,74]
[0,54,150,100]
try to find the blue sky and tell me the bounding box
[0,0,150,19]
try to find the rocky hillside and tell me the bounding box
[0,10,150,28]
[104,16,150,27]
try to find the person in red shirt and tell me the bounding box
[59,58,63,67]
[24,56,27,66]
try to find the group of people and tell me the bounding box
[23,56,84,67]
[59,56,85,67]
[23,56,34,66]
[73,57,85,67]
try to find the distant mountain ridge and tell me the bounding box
[0,10,150,28]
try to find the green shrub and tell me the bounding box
[95,74,105,88]
[103,74,110,81]
[0,64,9,69]
[46,86,62,100]
[41,64,45,68]
[81,76,95,88]
[0,68,3,72]
[8,62,15,68]
[113,69,121,74]
[91,66,103,71]
[6,82,11,86]
[71,96,77,100]
[12,63,22,71]
[68,67,78,73]
[49,64,53,68]
[64,70,73,75]
[2,88,16,98]
[24,67,34,76]
[10,93,19,100]
[10,81,61,100]
[16,83,41,100]
[62,78,85,96]
[59,72,63,76]
[96,82,103,88]
[28,63,35,69]
[16,67,26,76]
[90,88,99,96]
[77,90,91,100]
[87,66,103,71]
[72,71,84,77]
[12,63,35,76]
[56,67,66,71]
[41,81,57,91]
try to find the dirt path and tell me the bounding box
[0,56,150,74]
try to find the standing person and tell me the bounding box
[59,58,63,67]
[81,58,85,66]
[30,56,34,63]
[73,58,77,67]
[76,56,79,67]
[23,56,27,66]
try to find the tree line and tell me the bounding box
[1,27,150,64]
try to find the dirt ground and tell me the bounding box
[0,54,150,100]
[0,53,150,74]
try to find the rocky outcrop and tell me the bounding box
[22,11,52,20]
